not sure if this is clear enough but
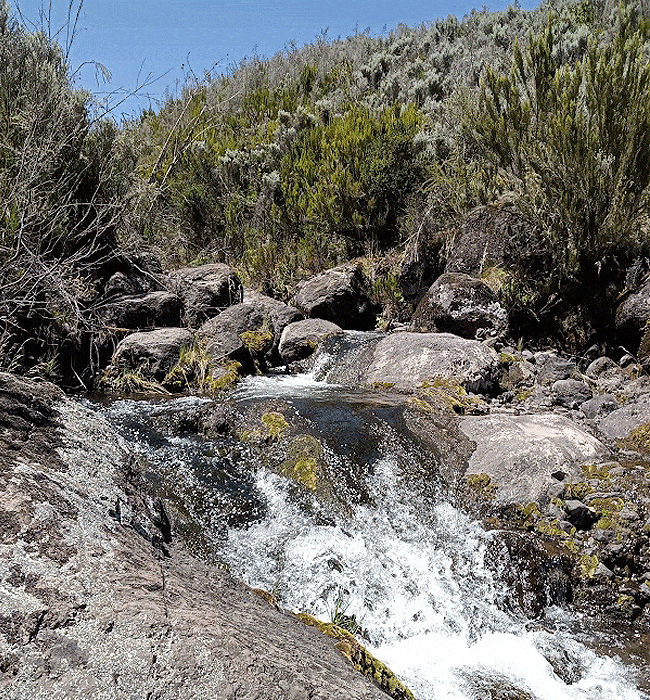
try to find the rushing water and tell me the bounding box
[95,361,650,700]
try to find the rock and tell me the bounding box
[460,413,608,505]
[564,499,599,530]
[444,203,535,277]
[580,394,618,420]
[167,263,244,328]
[366,332,501,393]
[279,319,344,364]
[0,373,393,700]
[536,354,580,385]
[410,272,508,339]
[198,295,303,372]
[102,253,165,297]
[293,265,377,330]
[243,290,305,359]
[615,280,650,351]
[99,290,183,330]
[586,356,619,379]
[112,328,193,381]
[551,379,592,409]
[598,396,650,440]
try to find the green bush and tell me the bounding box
[466,6,650,335]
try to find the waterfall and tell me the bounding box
[96,362,649,700]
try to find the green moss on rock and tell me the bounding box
[279,434,323,490]
[297,613,415,700]
[261,411,289,440]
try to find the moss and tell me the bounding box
[499,352,520,364]
[581,463,613,480]
[261,411,289,440]
[371,381,396,389]
[210,361,242,391]
[466,473,497,501]
[620,421,650,453]
[240,329,273,354]
[407,396,435,413]
[515,387,534,402]
[566,482,593,500]
[164,340,242,393]
[419,377,486,415]
[297,613,415,700]
[279,434,323,490]
[580,553,599,578]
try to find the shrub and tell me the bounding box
[466,6,650,337]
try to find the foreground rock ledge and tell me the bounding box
[0,373,393,700]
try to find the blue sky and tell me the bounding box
[14,0,536,118]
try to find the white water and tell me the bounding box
[98,361,649,700]
[223,446,644,700]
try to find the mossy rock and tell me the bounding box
[279,434,324,490]
[466,473,497,502]
[297,613,415,700]
[419,377,487,415]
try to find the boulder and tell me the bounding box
[198,295,302,371]
[445,203,536,277]
[112,328,193,381]
[460,413,608,505]
[102,253,165,297]
[0,373,392,699]
[365,332,501,393]
[535,354,580,386]
[293,265,377,330]
[615,280,650,351]
[551,379,592,409]
[411,272,508,339]
[597,396,650,441]
[279,318,344,364]
[167,263,244,327]
[99,290,183,330]
[580,394,618,420]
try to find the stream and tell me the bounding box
[94,347,650,700]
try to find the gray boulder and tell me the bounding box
[198,294,302,371]
[99,290,183,330]
[551,379,592,409]
[0,373,392,700]
[445,203,536,277]
[460,413,608,505]
[279,318,344,364]
[167,263,244,327]
[580,394,618,420]
[615,280,650,350]
[366,332,501,393]
[597,396,650,440]
[293,265,377,330]
[535,354,580,386]
[112,327,193,381]
[411,272,508,339]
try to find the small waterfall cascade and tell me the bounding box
[95,342,649,700]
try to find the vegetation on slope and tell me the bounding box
[1,0,650,381]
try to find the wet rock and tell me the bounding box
[551,379,592,409]
[243,291,305,360]
[580,394,618,420]
[411,272,508,339]
[293,265,377,330]
[0,375,394,700]
[99,290,183,330]
[167,263,244,328]
[112,328,194,381]
[460,414,608,505]
[279,318,344,364]
[366,332,501,393]
[564,499,599,530]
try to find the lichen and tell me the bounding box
[466,473,497,501]
[580,554,599,578]
[620,421,650,453]
[296,613,415,700]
